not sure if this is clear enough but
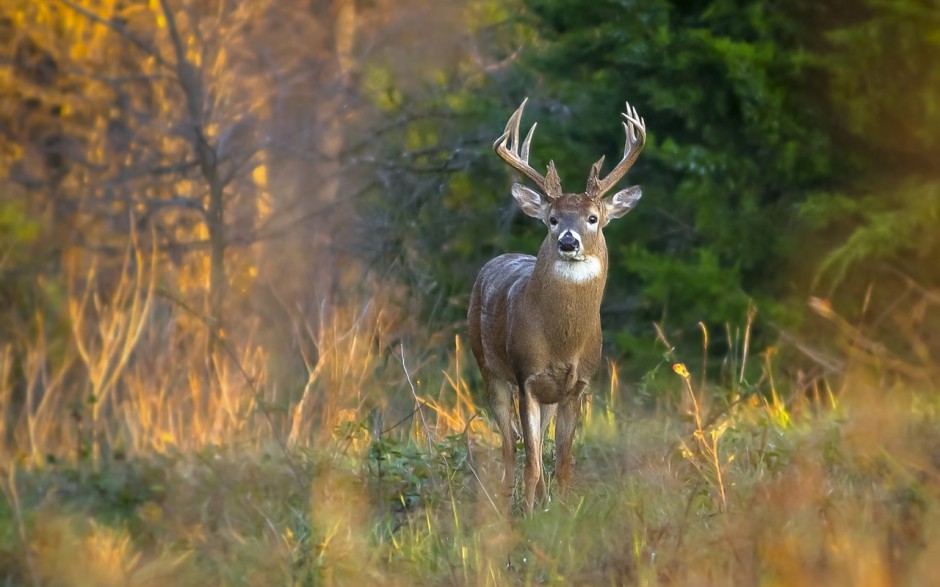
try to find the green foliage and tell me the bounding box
[810,180,940,290]
[356,44,536,322]
[0,200,39,248]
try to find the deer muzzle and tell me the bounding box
[558,230,581,258]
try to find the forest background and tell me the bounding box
[1,0,939,585]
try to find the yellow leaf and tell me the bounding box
[252,164,267,186]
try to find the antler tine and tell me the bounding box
[520,123,536,162]
[493,98,551,195]
[510,102,522,155]
[591,101,647,198]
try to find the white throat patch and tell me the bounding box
[553,257,602,283]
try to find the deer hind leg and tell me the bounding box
[486,376,517,506]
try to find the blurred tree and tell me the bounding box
[0,0,522,392]
[798,0,940,290]
[790,0,940,370]
[0,0,274,339]
[0,0,434,343]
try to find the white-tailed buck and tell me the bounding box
[468,98,646,513]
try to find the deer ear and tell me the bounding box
[604,185,642,223]
[511,184,548,219]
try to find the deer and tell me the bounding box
[467,98,646,513]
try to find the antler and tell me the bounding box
[493,98,563,199]
[586,102,646,198]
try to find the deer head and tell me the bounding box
[493,98,646,279]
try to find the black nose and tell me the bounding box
[558,233,579,252]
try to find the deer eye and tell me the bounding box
[588,215,598,224]
[549,216,558,226]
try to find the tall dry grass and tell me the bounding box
[0,237,490,466]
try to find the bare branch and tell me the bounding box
[157,0,189,80]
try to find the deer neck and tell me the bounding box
[528,238,608,317]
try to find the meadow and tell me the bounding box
[4,1,939,585]
[1,256,937,586]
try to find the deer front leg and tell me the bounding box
[517,379,543,514]
[554,386,585,497]
[537,403,556,501]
